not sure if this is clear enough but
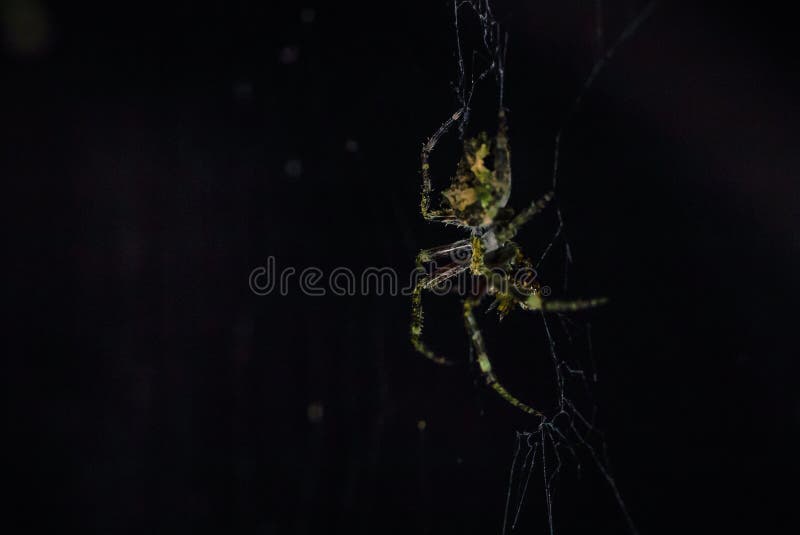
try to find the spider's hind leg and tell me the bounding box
[463,297,543,417]
[523,293,608,313]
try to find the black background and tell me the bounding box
[4,1,799,533]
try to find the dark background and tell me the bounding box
[4,1,799,533]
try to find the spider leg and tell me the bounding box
[410,245,472,367]
[416,239,471,267]
[463,296,543,417]
[469,235,485,275]
[488,109,553,243]
[426,262,470,288]
[411,281,452,366]
[420,108,464,222]
[523,293,608,313]
[416,240,473,287]
[494,110,512,207]
[497,190,556,243]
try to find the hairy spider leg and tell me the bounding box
[463,296,544,417]
[420,108,465,223]
[469,235,485,275]
[493,108,548,240]
[494,109,512,206]
[496,190,556,244]
[411,242,473,366]
[411,282,452,366]
[523,293,609,313]
[415,239,471,266]
[416,240,473,288]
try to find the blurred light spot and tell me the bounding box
[233,81,254,101]
[284,159,303,178]
[1,0,51,58]
[417,419,427,431]
[278,45,299,64]
[344,138,359,153]
[307,402,324,423]
[300,8,315,24]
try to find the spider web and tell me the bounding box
[428,1,659,533]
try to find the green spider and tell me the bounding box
[410,108,607,417]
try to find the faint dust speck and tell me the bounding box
[284,159,303,178]
[300,8,315,24]
[278,46,299,64]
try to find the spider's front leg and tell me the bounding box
[463,296,543,417]
[495,190,556,244]
[491,110,555,243]
[420,108,464,222]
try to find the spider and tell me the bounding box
[410,107,607,417]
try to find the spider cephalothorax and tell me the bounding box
[411,109,607,416]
